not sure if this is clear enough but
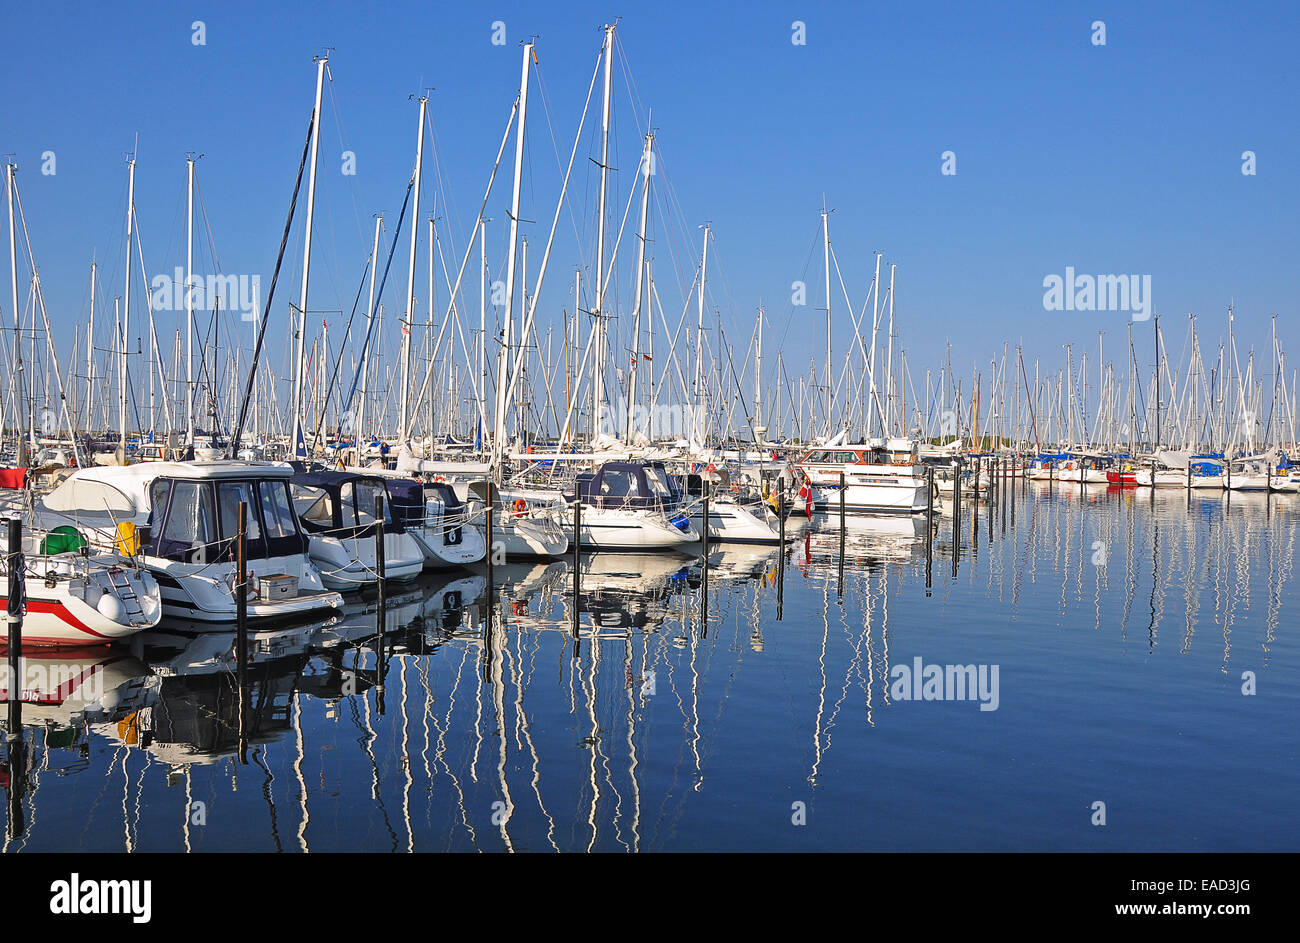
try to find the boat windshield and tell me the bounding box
[646,466,675,498]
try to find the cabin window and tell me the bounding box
[292,485,333,528]
[646,466,673,497]
[339,482,359,528]
[161,481,217,556]
[351,480,388,525]
[217,482,262,542]
[150,478,171,517]
[600,469,637,500]
[260,480,299,539]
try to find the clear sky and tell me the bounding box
[3,0,1297,414]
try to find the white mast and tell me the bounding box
[6,162,26,465]
[185,155,196,446]
[356,215,381,456]
[478,217,487,448]
[755,305,763,433]
[399,94,427,449]
[695,224,709,443]
[493,43,533,463]
[290,54,328,459]
[119,157,136,463]
[886,262,896,435]
[591,24,615,442]
[822,206,831,435]
[87,260,96,432]
[625,130,653,440]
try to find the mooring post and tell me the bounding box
[484,478,494,603]
[235,502,248,683]
[951,460,961,577]
[777,486,786,620]
[701,487,710,634]
[374,495,386,713]
[234,501,249,763]
[926,466,934,593]
[1000,460,1007,533]
[6,518,23,742]
[572,493,581,648]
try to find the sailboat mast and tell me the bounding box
[821,207,831,434]
[87,259,96,433]
[592,24,615,441]
[355,214,381,458]
[494,42,533,462]
[625,130,653,440]
[118,157,136,463]
[290,54,328,459]
[399,94,427,448]
[186,156,196,446]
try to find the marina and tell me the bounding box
[0,3,1296,876]
[0,484,1295,852]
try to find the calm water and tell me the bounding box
[2,483,1297,852]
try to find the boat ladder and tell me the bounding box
[106,568,148,626]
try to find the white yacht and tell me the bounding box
[289,470,426,591]
[795,438,932,513]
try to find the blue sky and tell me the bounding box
[3,0,1297,412]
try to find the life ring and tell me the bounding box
[512,498,528,519]
[434,475,446,483]
[706,463,716,474]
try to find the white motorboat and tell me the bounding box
[290,470,426,591]
[795,438,932,513]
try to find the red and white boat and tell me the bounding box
[795,438,932,513]
[0,527,162,647]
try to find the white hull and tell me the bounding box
[309,531,426,591]
[565,506,698,550]
[689,499,784,543]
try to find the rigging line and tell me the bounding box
[227,114,314,457]
[307,252,372,453]
[773,219,822,354]
[326,72,369,249]
[340,181,412,418]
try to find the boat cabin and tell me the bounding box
[290,471,403,538]
[140,465,309,563]
[574,461,684,511]
[797,438,919,468]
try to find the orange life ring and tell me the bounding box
[512,498,528,519]
[434,475,446,483]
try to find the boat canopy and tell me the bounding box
[147,472,307,563]
[576,462,683,511]
[290,470,398,537]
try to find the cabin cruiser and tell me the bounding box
[795,438,932,513]
[289,470,425,591]
[383,476,487,568]
[34,461,343,623]
[565,461,699,550]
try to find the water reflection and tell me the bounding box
[1,485,1296,851]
